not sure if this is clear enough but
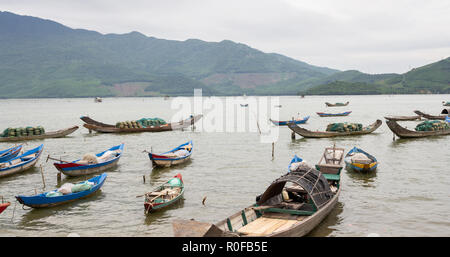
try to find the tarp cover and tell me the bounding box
[257,166,334,210]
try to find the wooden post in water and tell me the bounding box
[393,133,396,141]
[40,165,46,189]
[272,142,275,160]
[57,172,61,183]
[143,175,146,184]
[291,131,295,140]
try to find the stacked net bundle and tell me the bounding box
[326,123,362,132]
[415,120,449,131]
[1,126,45,137]
[115,118,166,128]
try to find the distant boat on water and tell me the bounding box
[94,97,102,103]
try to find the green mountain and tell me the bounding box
[302,58,450,95]
[0,11,339,98]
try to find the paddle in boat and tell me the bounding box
[316,111,352,117]
[147,141,192,168]
[325,101,349,107]
[0,126,78,142]
[0,144,44,178]
[143,173,184,214]
[80,115,202,133]
[270,116,310,126]
[172,153,341,237]
[0,145,23,163]
[52,143,124,177]
[16,173,107,208]
[288,120,382,138]
[344,147,378,172]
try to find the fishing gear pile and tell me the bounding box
[326,123,363,132]
[115,118,166,128]
[1,126,45,137]
[415,120,449,131]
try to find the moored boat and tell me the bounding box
[315,145,345,176]
[325,101,349,107]
[414,110,448,120]
[240,104,248,107]
[0,201,10,214]
[147,141,192,168]
[0,145,23,163]
[172,161,341,237]
[143,173,184,214]
[270,116,310,126]
[0,126,78,142]
[0,144,44,178]
[443,101,450,107]
[53,143,124,177]
[384,115,421,121]
[344,147,378,172]
[16,173,107,208]
[81,115,202,133]
[386,119,450,138]
[317,111,352,117]
[288,120,382,138]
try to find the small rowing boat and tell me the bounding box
[344,147,378,172]
[81,115,202,133]
[0,144,44,178]
[53,144,124,177]
[325,101,349,107]
[143,174,184,214]
[0,145,22,163]
[315,145,345,175]
[0,126,78,142]
[16,173,107,208]
[384,115,421,121]
[148,141,192,168]
[270,116,310,126]
[317,111,352,117]
[414,110,448,121]
[288,120,382,138]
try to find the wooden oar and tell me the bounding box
[46,154,71,163]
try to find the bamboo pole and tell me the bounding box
[40,165,46,189]
[272,142,275,160]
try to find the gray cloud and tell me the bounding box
[1,0,449,73]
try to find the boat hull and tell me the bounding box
[0,126,78,142]
[317,112,351,117]
[288,120,382,138]
[386,119,450,138]
[0,145,44,178]
[0,202,10,214]
[270,116,310,126]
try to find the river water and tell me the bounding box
[0,94,449,237]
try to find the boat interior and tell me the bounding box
[0,152,37,169]
[147,186,182,203]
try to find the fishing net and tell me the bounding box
[326,122,362,132]
[115,118,167,128]
[415,120,449,131]
[1,126,45,137]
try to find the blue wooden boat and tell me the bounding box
[0,145,22,163]
[270,116,310,126]
[16,173,107,208]
[53,143,124,177]
[316,111,352,117]
[0,144,44,178]
[344,147,377,172]
[148,141,193,168]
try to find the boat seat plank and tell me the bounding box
[237,216,302,236]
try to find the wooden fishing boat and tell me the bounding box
[172,164,340,237]
[386,119,450,138]
[325,101,349,107]
[315,145,345,175]
[270,116,310,126]
[0,201,10,214]
[240,104,248,107]
[16,173,107,208]
[344,147,377,172]
[147,141,192,168]
[0,144,44,178]
[288,120,382,138]
[443,101,450,107]
[317,111,352,117]
[53,144,124,177]
[0,126,78,142]
[81,115,202,133]
[414,110,447,120]
[274,105,282,108]
[94,97,102,103]
[384,115,421,121]
[0,145,22,163]
[143,173,184,214]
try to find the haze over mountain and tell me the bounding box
[0,11,448,98]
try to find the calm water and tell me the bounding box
[0,95,449,237]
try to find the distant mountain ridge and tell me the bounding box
[0,11,338,98]
[0,11,448,97]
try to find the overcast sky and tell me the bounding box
[1,0,450,73]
